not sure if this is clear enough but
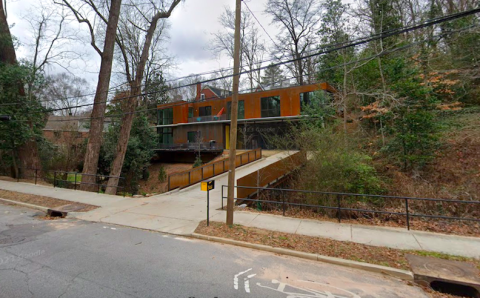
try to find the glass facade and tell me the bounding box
[199,106,212,117]
[261,96,281,118]
[300,91,314,112]
[187,131,201,143]
[158,108,173,144]
[226,100,245,120]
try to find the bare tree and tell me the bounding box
[264,0,322,85]
[23,1,82,102]
[55,0,122,191]
[105,0,182,194]
[39,73,92,116]
[212,7,266,92]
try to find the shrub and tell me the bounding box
[193,156,203,168]
[158,165,166,182]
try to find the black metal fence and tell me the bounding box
[221,185,480,230]
[0,167,126,196]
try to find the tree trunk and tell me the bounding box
[104,91,137,195]
[0,2,41,177]
[105,1,181,194]
[80,0,122,191]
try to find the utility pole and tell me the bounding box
[226,0,242,226]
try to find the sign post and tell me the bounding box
[201,180,215,226]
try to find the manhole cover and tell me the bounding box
[424,262,467,277]
[0,236,26,245]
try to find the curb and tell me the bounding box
[191,233,413,281]
[0,197,49,212]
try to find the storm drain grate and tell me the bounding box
[47,209,68,218]
[407,254,480,298]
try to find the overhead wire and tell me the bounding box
[15,21,479,123]
[3,7,480,120]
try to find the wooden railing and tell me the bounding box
[167,148,262,191]
[236,151,306,199]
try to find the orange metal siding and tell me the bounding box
[158,83,334,124]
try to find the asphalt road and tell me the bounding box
[0,203,428,298]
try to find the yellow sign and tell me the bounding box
[201,180,215,191]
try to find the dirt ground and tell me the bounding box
[138,162,193,194]
[0,189,97,212]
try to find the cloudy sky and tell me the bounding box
[7,0,277,91]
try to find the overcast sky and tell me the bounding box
[7,0,277,91]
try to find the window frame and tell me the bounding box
[226,100,245,120]
[199,106,212,117]
[261,96,281,118]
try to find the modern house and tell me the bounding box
[155,82,335,155]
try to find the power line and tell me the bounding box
[2,7,479,115]
[243,1,278,48]
[18,21,479,124]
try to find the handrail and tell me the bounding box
[220,185,480,230]
[167,148,262,191]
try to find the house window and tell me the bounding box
[188,107,194,118]
[157,127,173,144]
[187,131,201,143]
[54,131,61,139]
[199,106,211,117]
[201,94,205,101]
[261,96,281,118]
[158,108,173,125]
[300,91,315,112]
[227,100,245,120]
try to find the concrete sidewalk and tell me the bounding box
[75,151,299,234]
[0,180,127,207]
[210,210,480,259]
[1,150,479,259]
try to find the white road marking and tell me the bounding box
[234,268,252,290]
[244,274,256,293]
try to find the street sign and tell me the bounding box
[201,180,215,191]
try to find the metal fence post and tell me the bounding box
[405,198,410,230]
[35,169,38,185]
[207,189,210,226]
[201,167,204,180]
[168,175,171,191]
[221,185,224,210]
[223,160,225,172]
[282,192,286,216]
[189,171,191,185]
[53,171,56,188]
[97,175,101,193]
[337,195,341,223]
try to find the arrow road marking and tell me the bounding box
[234,268,252,290]
[244,274,257,293]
